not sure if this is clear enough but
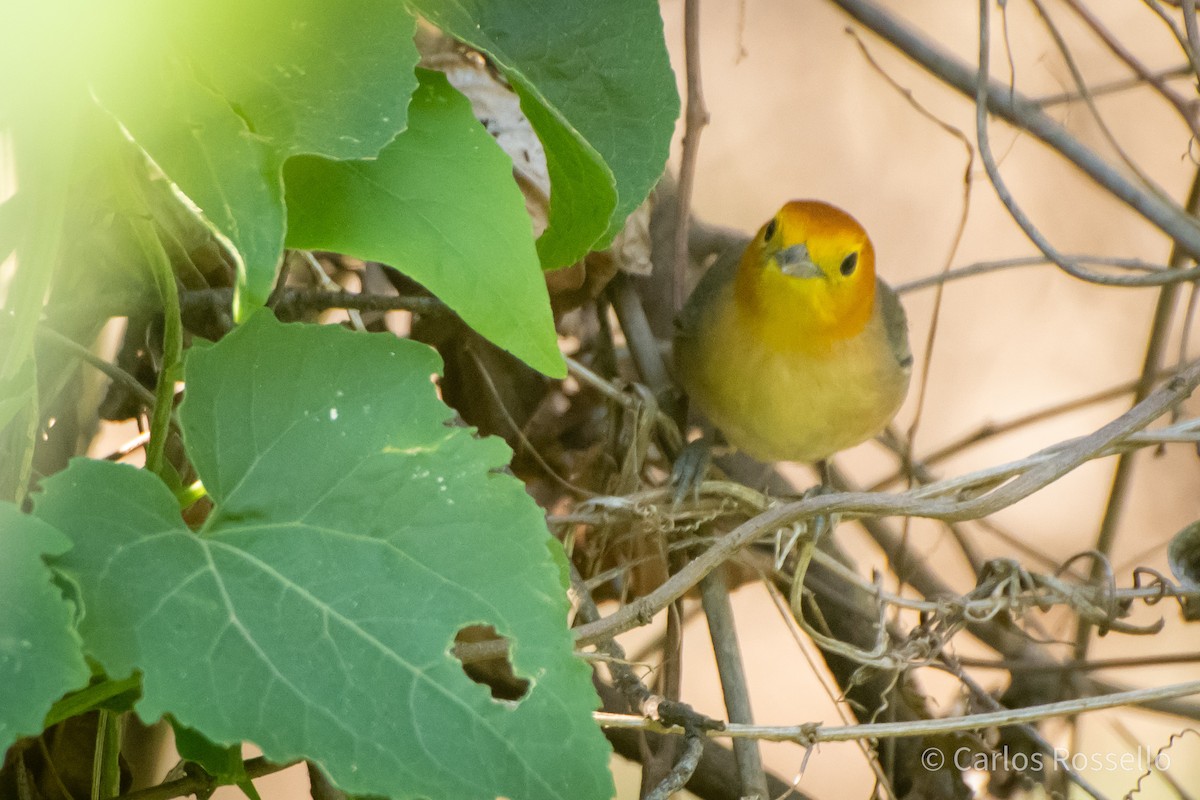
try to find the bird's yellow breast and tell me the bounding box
[676,277,908,462]
[674,200,911,464]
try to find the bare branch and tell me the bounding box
[827,0,1200,276]
[595,677,1200,744]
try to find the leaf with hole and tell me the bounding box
[35,313,613,800]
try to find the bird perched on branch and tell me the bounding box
[674,200,911,475]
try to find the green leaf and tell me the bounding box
[173,721,262,800]
[412,0,679,265]
[0,357,37,501]
[37,313,612,800]
[0,503,90,754]
[285,69,565,378]
[89,0,420,308]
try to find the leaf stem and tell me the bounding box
[92,709,123,800]
[116,169,183,478]
[595,677,1200,743]
[44,674,142,729]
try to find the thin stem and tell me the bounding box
[93,710,122,800]
[698,569,768,799]
[673,0,709,313]
[975,0,1085,291]
[466,345,595,499]
[1034,65,1194,108]
[117,169,182,479]
[895,255,1172,294]
[44,675,143,729]
[895,372,1168,477]
[830,0,1200,271]
[609,273,673,399]
[934,661,1112,799]
[297,251,365,331]
[271,287,445,317]
[595,678,1200,744]
[1058,0,1199,139]
[958,653,1200,672]
[1028,0,1173,199]
[116,757,293,800]
[644,732,705,800]
[35,326,158,412]
[1075,165,1200,661]
[1143,0,1200,77]
[1184,0,1200,73]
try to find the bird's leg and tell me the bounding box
[816,457,832,488]
[670,436,713,506]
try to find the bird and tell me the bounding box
[674,200,912,475]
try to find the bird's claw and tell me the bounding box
[670,438,713,506]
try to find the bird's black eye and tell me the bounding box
[763,218,778,240]
[840,252,858,276]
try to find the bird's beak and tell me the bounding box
[774,243,822,279]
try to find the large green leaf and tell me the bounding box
[89,0,420,308]
[412,0,679,266]
[285,69,565,378]
[0,503,90,755]
[35,313,611,800]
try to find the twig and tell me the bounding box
[271,287,446,317]
[1057,1,1200,140]
[758,573,899,798]
[644,730,705,800]
[1142,0,1200,78]
[698,568,768,799]
[466,345,596,499]
[564,358,1200,648]
[974,0,1109,291]
[569,556,725,796]
[1179,279,1200,373]
[934,660,1112,799]
[1184,0,1200,76]
[609,273,673,401]
[594,678,1200,744]
[595,681,803,800]
[958,653,1200,673]
[847,25,977,591]
[34,327,159,413]
[673,0,709,313]
[1034,65,1194,109]
[889,371,1175,479]
[117,757,295,800]
[895,254,1172,293]
[1075,165,1200,661]
[1028,0,1174,199]
[297,251,366,331]
[829,0,1200,272]
[455,366,1200,667]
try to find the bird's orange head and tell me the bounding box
[733,200,877,353]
